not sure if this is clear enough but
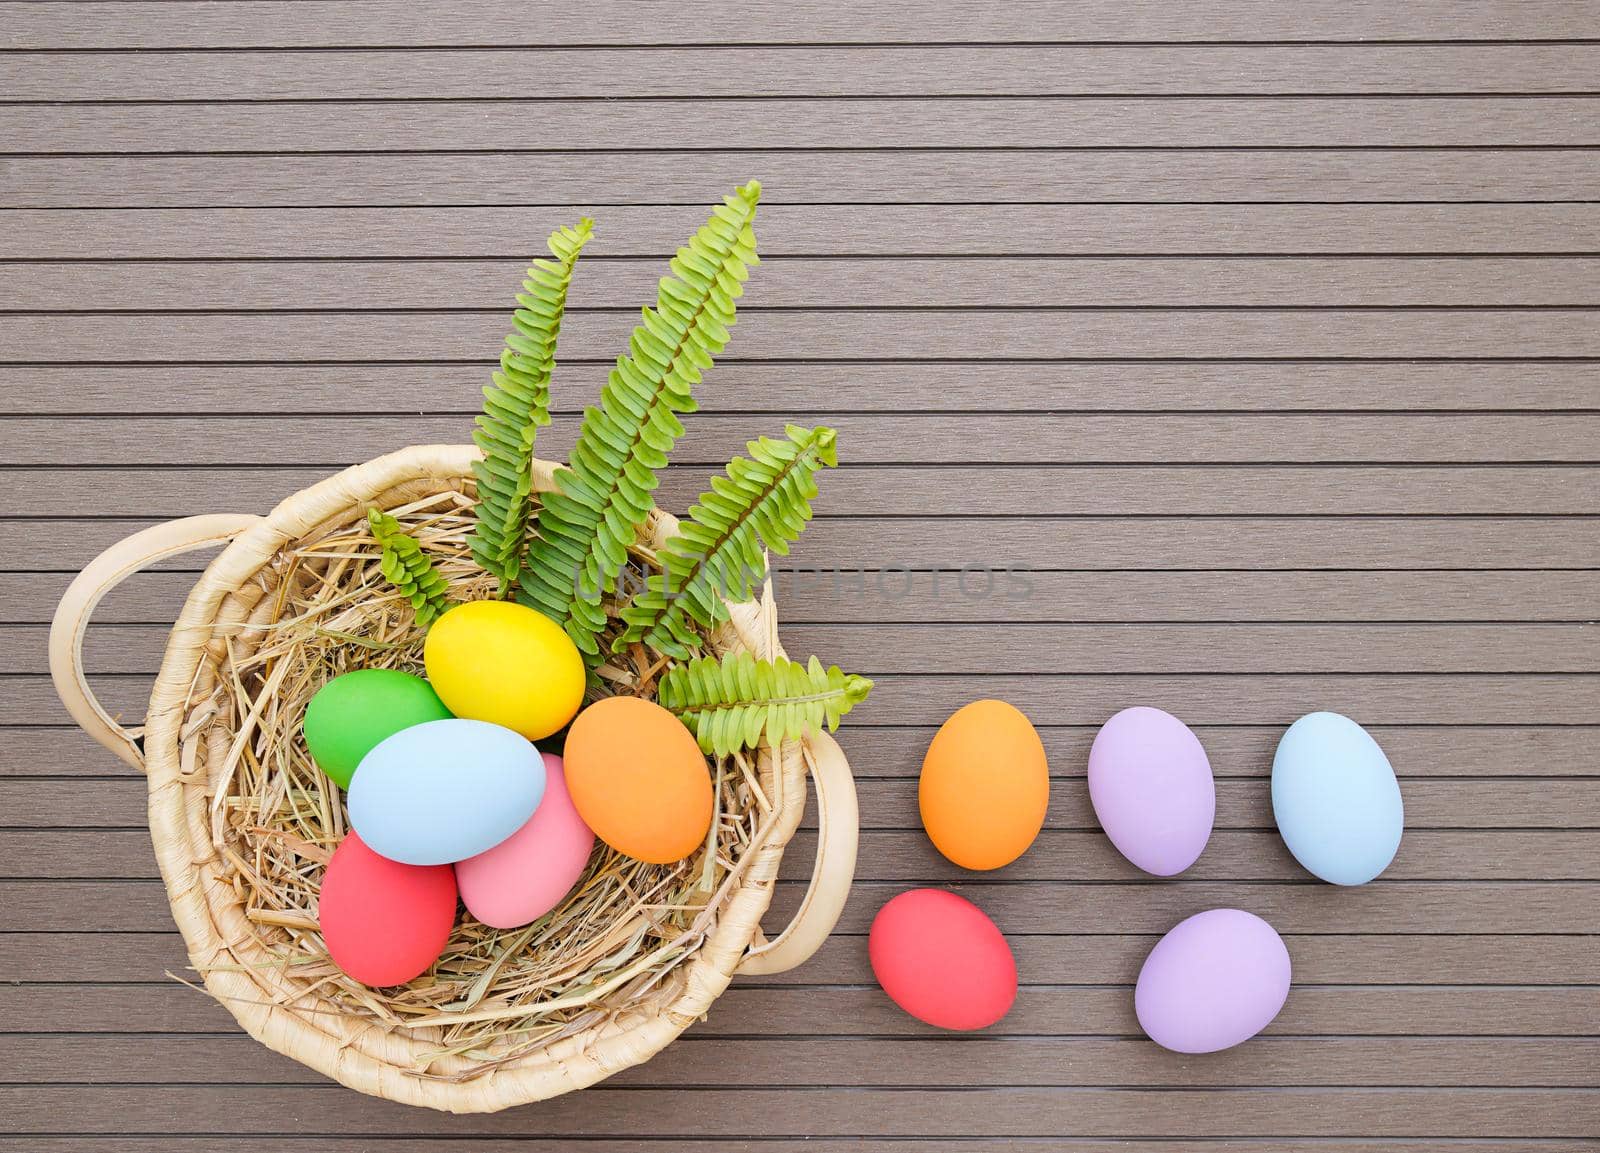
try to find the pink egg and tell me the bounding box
[456,753,595,929]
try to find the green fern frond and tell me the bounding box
[617,424,837,659]
[518,182,762,659]
[658,651,872,757]
[469,217,593,593]
[368,508,452,628]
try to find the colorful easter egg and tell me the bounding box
[1273,711,1404,885]
[563,696,712,864]
[301,668,452,789]
[869,888,1016,1031]
[423,600,585,740]
[919,699,1049,870]
[347,718,545,866]
[456,753,595,928]
[1135,908,1292,1054]
[1088,706,1215,876]
[318,831,457,986]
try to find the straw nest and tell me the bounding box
[184,483,777,1082]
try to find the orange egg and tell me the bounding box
[919,699,1048,870]
[564,696,713,864]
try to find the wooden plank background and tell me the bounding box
[2,1,1598,1148]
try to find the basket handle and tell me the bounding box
[737,730,858,976]
[50,514,264,770]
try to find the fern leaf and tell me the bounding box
[617,424,837,659]
[368,508,452,627]
[658,651,872,756]
[518,182,762,659]
[469,217,593,593]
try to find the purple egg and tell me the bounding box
[1088,706,1214,876]
[1135,908,1292,1054]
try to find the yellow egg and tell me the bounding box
[423,601,584,740]
[920,699,1049,870]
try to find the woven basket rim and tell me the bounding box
[140,444,814,1112]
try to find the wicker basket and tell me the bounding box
[49,444,858,1112]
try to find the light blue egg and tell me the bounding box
[348,718,545,866]
[1272,712,1403,885]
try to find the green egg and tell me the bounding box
[302,668,453,789]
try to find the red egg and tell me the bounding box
[868,888,1017,1030]
[318,831,458,986]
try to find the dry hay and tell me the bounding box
[183,488,771,1081]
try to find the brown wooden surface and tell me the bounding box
[15,154,1600,204]
[2,1,1598,1147]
